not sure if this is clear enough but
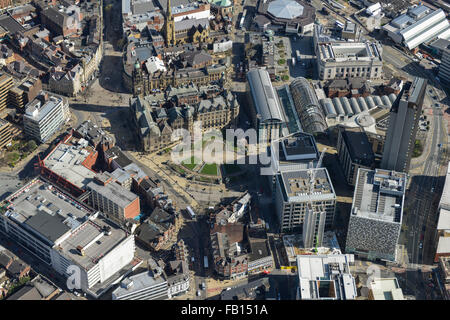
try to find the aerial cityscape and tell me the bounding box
[0,0,449,304]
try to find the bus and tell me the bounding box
[186,206,196,219]
[204,256,209,269]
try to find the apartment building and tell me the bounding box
[87,173,141,221]
[274,167,336,233]
[0,73,13,112]
[0,118,11,148]
[23,92,69,142]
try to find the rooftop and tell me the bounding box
[440,162,450,210]
[369,278,405,300]
[279,167,335,202]
[112,269,167,299]
[43,140,98,189]
[87,179,138,209]
[437,208,450,231]
[247,68,284,123]
[296,254,356,300]
[437,236,450,254]
[279,132,319,161]
[352,169,406,224]
[5,179,93,245]
[24,94,64,123]
[339,127,374,166]
[58,216,129,271]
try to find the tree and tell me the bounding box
[25,140,37,153]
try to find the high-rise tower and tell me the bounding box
[380,77,427,173]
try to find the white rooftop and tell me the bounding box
[437,236,450,254]
[44,142,97,189]
[268,0,304,20]
[369,278,405,300]
[437,208,450,231]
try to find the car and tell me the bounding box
[419,243,423,249]
[438,144,442,148]
[197,290,201,296]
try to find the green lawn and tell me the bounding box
[182,156,201,170]
[200,163,218,175]
[412,140,423,158]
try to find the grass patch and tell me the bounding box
[172,165,186,175]
[200,163,218,175]
[182,156,201,170]
[278,59,286,65]
[281,75,289,81]
[412,140,423,158]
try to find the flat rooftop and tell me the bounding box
[297,254,356,300]
[340,127,374,165]
[24,95,64,123]
[280,132,319,160]
[283,232,341,262]
[279,167,335,202]
[369,278,404,300]
[319,41,382,62]
[437,208,450,231]
[44,140,97,189]
[112,269,167,299]
[58,217,129,271]
[87,180,138,209]
[352,169,406,224]
[5,179,93,245]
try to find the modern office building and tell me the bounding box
[274,167,336,232]
[380,77,427,173]
[296,254,357,300]
[435,162,450,262]
[9,77,42,110]
[345,168,407,262]
[0,73,12,112]
[289,77,327,135]
[438,44,450,85]
[112,268,168,300]
[336,126,375,186]
[87,173,141,222]
[0,118,11,149]
[0,178,136,298]
[247,68,285,145]
[268,131,320,179]
[368,278,405,300]
[23,92,70,143]
[314,25,383,81]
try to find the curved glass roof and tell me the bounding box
[268,0,304,20]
